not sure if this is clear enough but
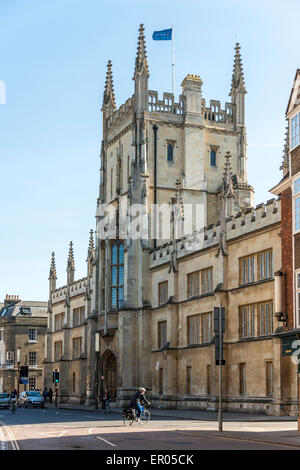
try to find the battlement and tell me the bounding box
[107,95,135,130]
[52,277,88,301]
[202,99,235,125]
[148,91,183,115]
[147,90,235,125]
[150,198,281,268]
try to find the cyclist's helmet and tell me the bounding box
[139,387,146,392]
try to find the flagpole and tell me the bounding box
[172,25,175,97]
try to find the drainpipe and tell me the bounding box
[153,125,158,250]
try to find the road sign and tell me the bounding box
[20,378,28,384]
[20,366,29,377]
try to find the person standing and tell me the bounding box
[9,390,17,414]
[48,388,53,404]
[103,388,111,414]
[43,388,48,402]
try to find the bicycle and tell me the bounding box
[122,404,150,426]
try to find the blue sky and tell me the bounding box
[0,0,299,301]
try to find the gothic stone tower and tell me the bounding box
[94,25,254,405]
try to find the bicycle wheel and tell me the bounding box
[122,412,134,426]
[139,409,150,424]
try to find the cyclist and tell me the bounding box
[130,387,150,422]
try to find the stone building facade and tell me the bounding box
[44,25,296,415]
[0,295,48,393]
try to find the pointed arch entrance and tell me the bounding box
[101,350,117,398]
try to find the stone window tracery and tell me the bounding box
[111,242,124,309]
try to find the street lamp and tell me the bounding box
[17,347,20,397]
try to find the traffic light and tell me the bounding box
[214,334,225,365]
[213,307,225,334]
[213,307,226,366]
[53,370,60,384]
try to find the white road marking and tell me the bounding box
[88,428,117,447]
[84,415,102,419]
[96,436,117,447]
[39,430,69,438]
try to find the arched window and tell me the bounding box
[111,243,124,309]
[210,149,216,167]
[167,143,174,162]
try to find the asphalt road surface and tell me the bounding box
[0,407,299,451]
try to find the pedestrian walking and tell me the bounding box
[48,388,53,404]
[43,388,48,402]
[100,392,105,410]
[9,390,17,414]
[102,388,111,414]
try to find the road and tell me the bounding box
[0,406,299,451]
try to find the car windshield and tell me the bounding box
[0,394,9,398]
[26,392,42,397]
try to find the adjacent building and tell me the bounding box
[270,68,300,415]
[0,295,48,393]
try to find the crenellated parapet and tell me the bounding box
[202,99,235,125]
[150,197,281,268]
[106,96,135,134]
[52,277,88,302]
[148,90,183,115]
[147,90,235,126]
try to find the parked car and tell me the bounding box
[0,393,10,409]
[18,391,45,408]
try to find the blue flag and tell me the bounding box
[152,29,172,41]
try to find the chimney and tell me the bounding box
[4,294,20,306]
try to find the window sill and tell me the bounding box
[238,277,274,289]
